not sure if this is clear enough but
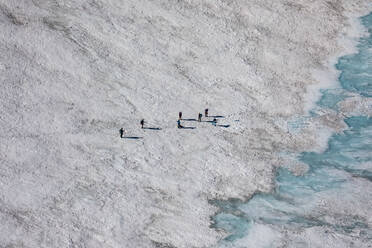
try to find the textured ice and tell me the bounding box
[0,1,371,247]
[212,12,372,248]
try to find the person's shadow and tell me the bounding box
[123,137,143,139]
[182,118,197,121]
[143,127,162,130]
[181,126,196,129]
[217,124,230,128]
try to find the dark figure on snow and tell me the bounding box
[119,128,124,138]
[140,119,145,129]
[205,108,208,117]
[198,113,202,122]
[179,112,182,120]
[177,119,183,129]
[212,118,217,126]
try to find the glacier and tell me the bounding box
[0,1,371,247]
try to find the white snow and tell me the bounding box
[0,0,371,247]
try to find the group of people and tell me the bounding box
[119,118,145,138]
[119,108,218,138]
[177,108,217,128]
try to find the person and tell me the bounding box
[205,108,208,117]
[198,113,202,122]
[140,119,145,129]
[119,128,124,138]
[212,118,217,126]
[179,112,182,120]
[177,119,183,129]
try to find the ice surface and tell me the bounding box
[0,0,371,247]
[212,12,372,248]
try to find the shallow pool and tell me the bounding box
[212,12,372,248]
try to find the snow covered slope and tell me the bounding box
[0,0,370,247]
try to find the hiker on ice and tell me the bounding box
[140,119,145,129]
[205,108,208,117]
[198,113,202,122]
[179,112,182,120]
[177,119,183,129]
[119,128,124,138]
[212,118,217,126]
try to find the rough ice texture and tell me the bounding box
[0,1,370,247]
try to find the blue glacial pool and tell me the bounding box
[211,12,372,247]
